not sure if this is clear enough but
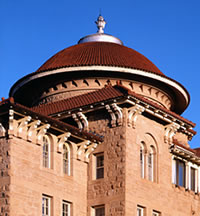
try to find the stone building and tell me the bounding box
[0,15,200,216]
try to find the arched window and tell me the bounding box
[140,143,145,178]
[148,146,155,181]
[43,135,50,168]
[140,134,158,182]
[63,143,70,175]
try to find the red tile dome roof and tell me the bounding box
[37,42,164,76]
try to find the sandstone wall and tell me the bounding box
[9,136,88,216]
[88,107,200,215]
[125,112,200,215]
[0,137,10,216]
[87,109,126,215]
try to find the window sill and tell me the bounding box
[172,184,200,197]
[140,177,157,184]
[92,178,104,182]
[41,166,54,173]
[62,174,73,179]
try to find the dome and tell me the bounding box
[9,15,190,114]
[36,42,164,76]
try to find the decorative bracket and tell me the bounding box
[8,109,14,131]
[164,122,180,145]
[105,103,122,127]
[85,143,98,162]
[111,103,123,126]
[0,123,6,137]
[57,132,71,153]
[105,104,116,127]
[75,140,100,162]
[77,112,88,130]
[27,120,41,141]
[72,112,88,130]
[36,124,50,144]
[17,116,32,137]
[77,140,90,160]
[127,104,145,128]
[72,113,83,130]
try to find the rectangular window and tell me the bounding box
[63,145,70,175]
[140,148,144,178]
[152,210,160,216]
[190,167,196,192]
[94,205,105,216]
[175,159,185,187]
[137,206,145,216]
[62,201,71,216]
[148,153,153,181]
[96,154,104,179]
[42,195,51,216]
[43,136,50,168]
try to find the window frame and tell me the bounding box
[63,143,70,176]
[137,205,145,216]
[42,135,51,168]
[152,210,160,216]
[96,153,104,179]
[190,167,196,192]
[140,144,145,179]
[62,200,71,216]
[172,157,199,192]
[172,157,188,188]
[175,159,186,187]
[189,163,198,192]
[42,195,51,216]
[148,147,154,181]
[92,205,105,216]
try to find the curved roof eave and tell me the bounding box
[9,65,190,113]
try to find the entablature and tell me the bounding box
[50,92,195,140]
[0,100,103,162]
[170,143,200,165]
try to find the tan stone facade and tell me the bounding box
[1,16,200,215]
[0,91,200,215]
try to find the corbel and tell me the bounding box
[111,103,123,126]
[8,109,14,132]
[76,140,90,160]
[16,116,32,138]
[77,112,88,130]
[72,113,83,130]
[36,124,50,145]
[127,104,145,128]
[85,142,98,162]
[105,104,116,127]
[164,122,180,145]
[56,132,71,153]
[27,120,41,141]
[0,123,6,137]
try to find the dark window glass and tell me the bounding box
[140,147,144,178]
[96,154,104,179]
[62,201,70,216]
[63,145,69,175]
[95,206,105,216]
[175,160,185,187]
[191,167,196,191]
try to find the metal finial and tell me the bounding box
[95,15,106,34]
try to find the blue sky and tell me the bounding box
[1,0,200,148]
